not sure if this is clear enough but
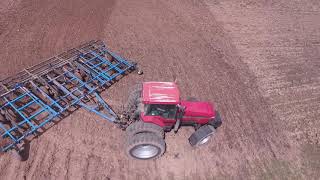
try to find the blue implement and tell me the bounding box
[0,40,136,152]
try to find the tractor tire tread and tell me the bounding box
[189,125,215,147]
[209,111,222,128]
[126,121,164,138]
[126,133,166,160]
[126,83,142,110]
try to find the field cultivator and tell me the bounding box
[0,40,137,153]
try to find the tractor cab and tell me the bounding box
[142,82,179,118]
[144,104,177,119]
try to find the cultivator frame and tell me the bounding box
[0,40,136,152]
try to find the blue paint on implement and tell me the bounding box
[0,40,136,152]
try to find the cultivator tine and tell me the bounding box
[29,81,64,112]
[0,40,136,152]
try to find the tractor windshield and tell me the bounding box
[144,104,177,119]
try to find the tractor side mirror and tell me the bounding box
[174,105,185,133]
[176,104,185,119]
[177,104,186,112]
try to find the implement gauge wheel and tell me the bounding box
[126,132,166,160]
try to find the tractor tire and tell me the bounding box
[208,111,222,128]
[188,125,215,147]
[126,132,166,160]
[126,121,164,138]
[129,83,143,93]
[126,83,142,111]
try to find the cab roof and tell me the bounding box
[142,82,180,104]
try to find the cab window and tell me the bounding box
[144,104,177,119]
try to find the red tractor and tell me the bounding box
[123,82,222,159]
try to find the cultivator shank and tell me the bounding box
[0,40,136,152]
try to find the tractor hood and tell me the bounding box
[180,101,215,118]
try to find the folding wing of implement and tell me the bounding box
[0,40,136,152]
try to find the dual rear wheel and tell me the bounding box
[126,132,165,160]
[125,121,165,160]
[125,121,215,160]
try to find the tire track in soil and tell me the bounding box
[23,141,41,179]
[67,150,96,180]
[64,149,73,180]
[0,153,18,179]
[39,143,57,180]
[84,154,105,180]
[204,0,320,178]
[27,140,51,179]
[82,155,91,180]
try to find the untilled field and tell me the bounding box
[0,0,319,179]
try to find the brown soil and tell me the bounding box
[0,0,319,179]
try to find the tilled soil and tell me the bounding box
[0,0,319,179]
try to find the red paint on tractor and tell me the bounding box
[181,101,215,116]
[142,82,180,104]
[141,113,167,127]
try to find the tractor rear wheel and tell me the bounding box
[126,133,166,160]
[126,121,164,138]
[125,84,142,111]
[188,125,215,147]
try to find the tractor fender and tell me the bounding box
[208,111,222,128]
[140,113,166,127]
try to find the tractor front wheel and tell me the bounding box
[209,111,222,129]
[126,133,166,160]
[188,125,215,147]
